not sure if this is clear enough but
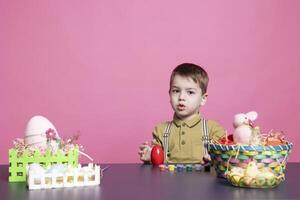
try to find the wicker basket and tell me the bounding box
[208,143,293,188]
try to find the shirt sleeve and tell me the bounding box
[152,123,165,147]
[208,120,225,142]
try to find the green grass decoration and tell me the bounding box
[9,146,79,182]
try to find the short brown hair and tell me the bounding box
[170,63,209,94]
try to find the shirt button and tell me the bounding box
[182,131,185,135]
[181,140,185,145]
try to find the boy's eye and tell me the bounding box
[187,91,195,95]
[172,89,180,93]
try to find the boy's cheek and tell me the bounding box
[170,100,178,109]
[169,97,176,105]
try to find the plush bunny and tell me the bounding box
[233,111,260,145]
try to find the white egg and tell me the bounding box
[28,163,45,176]
[24,115,59,148]
[47,164,65,174]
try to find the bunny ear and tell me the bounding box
[246,111,258,121]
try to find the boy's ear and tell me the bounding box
[200,93,208,106]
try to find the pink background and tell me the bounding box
[1,1,299,164]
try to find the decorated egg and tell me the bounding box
[151,145,164,165]
[24,115,59,148]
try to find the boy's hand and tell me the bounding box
[201,154,211,164]
[138,141,152,162]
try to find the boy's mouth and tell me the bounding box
[177,104,185,111]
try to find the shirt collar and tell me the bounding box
[173,113,202,128]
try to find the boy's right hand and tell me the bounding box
[138,141,152,162]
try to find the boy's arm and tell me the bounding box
[202,120,225,162]
[152,125,164,147]
[208,120,225,142]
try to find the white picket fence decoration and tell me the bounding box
[27,163,100,190]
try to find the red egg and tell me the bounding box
[218,134,234,145]
[151,145,164,165]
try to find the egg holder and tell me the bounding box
[208,143,293,188]
[27,163,100,190]
[9,146,79,182]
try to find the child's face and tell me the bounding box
[169,74,207,121]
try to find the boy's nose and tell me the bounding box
[179,93,186,101]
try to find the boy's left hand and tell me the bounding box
[202,154,211,164]
[138,141,152,162]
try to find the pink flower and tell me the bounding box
[46,128,57,140]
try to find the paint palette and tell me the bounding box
[158,163,211,172]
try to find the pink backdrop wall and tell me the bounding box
[1,0,299,164]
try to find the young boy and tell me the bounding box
[138,63,225,164]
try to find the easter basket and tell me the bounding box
[208,143,293,188]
